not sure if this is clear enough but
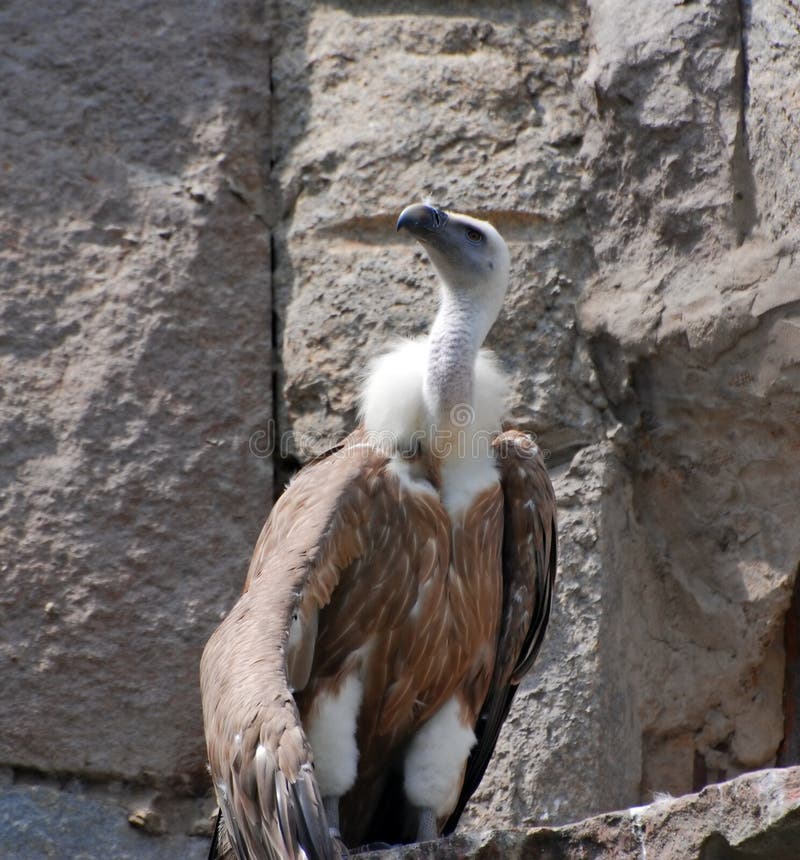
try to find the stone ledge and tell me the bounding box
[5,765,799,858]
[358,766,800,859]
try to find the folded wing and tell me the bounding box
[444,430,558,833]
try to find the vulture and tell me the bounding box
[200,203,558,859]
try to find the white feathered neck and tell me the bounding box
[360,339,508,448]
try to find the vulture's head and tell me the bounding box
[397,204,510,309]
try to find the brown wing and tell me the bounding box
[293,464,482,847]
[300,480,453,734]
[201,430,454,859]
[444,429,558,833]
[201,431,389,860]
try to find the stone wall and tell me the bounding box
[1,0,799,855]
[1,1,272,853]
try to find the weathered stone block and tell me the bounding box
[0,0,272,781]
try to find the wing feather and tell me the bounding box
[201,431,389,860]
[443,430,557,834]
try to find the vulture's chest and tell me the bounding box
[300,472,504,743]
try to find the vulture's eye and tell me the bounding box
[465,228,483,243]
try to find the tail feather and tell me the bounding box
[212,762,339,860]
[274,770,301,857]
[216,781,255,860]
[293,764,338,859]
[212,731,341,860]
[208,811,224,860]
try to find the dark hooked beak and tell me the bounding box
[396,203,449,235]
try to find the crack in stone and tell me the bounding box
[732,0,758,245]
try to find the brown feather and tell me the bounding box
[444,430,558,834]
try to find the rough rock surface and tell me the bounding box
[0,772,208,860]
[0,0,272,783]
[357,765,800,860]
[1,0,799,852]
[273,0,800,832]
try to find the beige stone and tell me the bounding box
[0,0,272,781]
